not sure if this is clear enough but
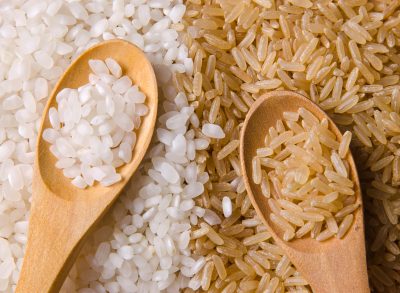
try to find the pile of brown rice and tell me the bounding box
[251,108,357,242]
[179,0,400,292]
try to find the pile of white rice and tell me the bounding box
[0,0,200,292]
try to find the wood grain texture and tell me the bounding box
[16,39,158,293]
[239,91,369,293]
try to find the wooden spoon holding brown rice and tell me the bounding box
[240,91,369,293]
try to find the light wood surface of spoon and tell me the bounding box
[240,91,369,293]
[16,39,158,293]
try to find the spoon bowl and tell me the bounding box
[240,91,369,293]
[16,39,157,293]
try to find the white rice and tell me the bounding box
[43,58,146,188]
[0,0,202,292]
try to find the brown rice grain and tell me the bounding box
[337,214,354,239]
[221,281,237,293]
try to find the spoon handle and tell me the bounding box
[16,179,113,293]
[15,189,84,293]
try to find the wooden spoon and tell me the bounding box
[16,39,157,293]
[239,91,369,293]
